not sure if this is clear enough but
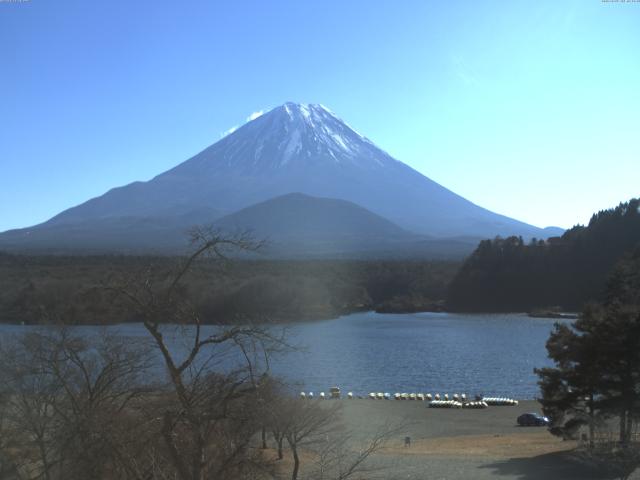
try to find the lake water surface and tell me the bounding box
[269,312,569,399]
[0,312,569,399]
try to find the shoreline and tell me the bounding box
[314,398,597,479]
[0,308,563,326]
[0,308,570,327]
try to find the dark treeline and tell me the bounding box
[447,198,640,312]
[535,239,640,478]
[0,252,459,325]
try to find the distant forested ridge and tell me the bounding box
[446,198,640,312]
[0,254,458,325]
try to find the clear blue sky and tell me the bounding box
[1,0,638,232]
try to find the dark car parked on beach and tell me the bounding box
[517,413,550,426]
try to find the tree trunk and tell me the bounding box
[192,429,206,480]
[162,412,191,480]
[36,438,52,480]
[620,410,627,444]
[261,426,267,450]
[588,394,594,449]
[277,437,284,460]
[291,445,300,480]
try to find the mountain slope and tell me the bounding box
[211,192,425,257]
[210,193,483,259]
[214,192,411,240]
[0,102,560,254]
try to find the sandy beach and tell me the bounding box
[280,398,639,480]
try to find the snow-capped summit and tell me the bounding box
[0,102,563,254]
[181,102,393,174]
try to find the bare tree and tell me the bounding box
[266,394,403,480]
[308,421,402,480]
[269,407,287,461]
[0,339,59,479]
[108,227,287,480]
[282,399,342,480]
[0,328,154,480]
[0,227,398,480]
[0,392,20,480]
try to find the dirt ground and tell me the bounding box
[272,398,639,480]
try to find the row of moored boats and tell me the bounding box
[298,390,518,408]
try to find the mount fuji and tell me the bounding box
[0,102,562,255]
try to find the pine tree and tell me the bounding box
[536,249,640,445]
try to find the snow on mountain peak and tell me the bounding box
[190,102,396,174]
[259,102,379,163]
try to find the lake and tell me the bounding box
[0,311,569,399]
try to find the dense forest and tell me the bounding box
[0,252,459,325]
[447,198,640,312]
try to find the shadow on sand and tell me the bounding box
[478,450,621,480]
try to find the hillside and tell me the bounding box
[446,198,640,312]
[212,193,449,257]
[215,193,410,239]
